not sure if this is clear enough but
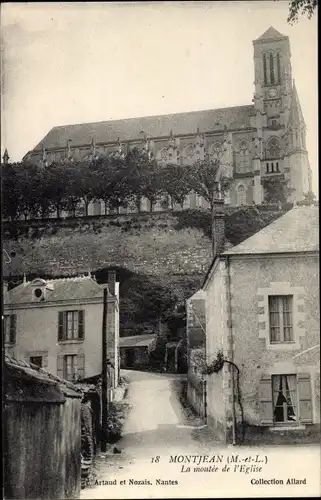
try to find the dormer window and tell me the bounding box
[34,288,44,299]
[31,278,53,301]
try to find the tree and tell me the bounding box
[188,157,232,212]
[161,163,191,209]
[69,161,98,216]
[262,176,295,204]
[45,163,71,218]
[93,155,131,214]
[287,0,317,24]
[2,162,22,220]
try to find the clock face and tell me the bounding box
[268,88,278,98]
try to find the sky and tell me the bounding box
[1,1,318,193]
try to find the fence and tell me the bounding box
[187,369,207,419]
[4,356,82,499]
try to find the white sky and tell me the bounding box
[1,1,318,193]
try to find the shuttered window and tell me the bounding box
[4,315,16,344]
[259,373,313,426]
[57,310,85,341]
[57,353,85,381]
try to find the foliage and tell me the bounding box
[187,157,233,211]
[287,0,317,24]
[189,347,206,373]
[161,163,192,209]
[262,176,295,204]
[303,190,316,202]
[107,401,129,442]
[202,350,225,375]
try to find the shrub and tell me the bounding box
[107,401,130,442]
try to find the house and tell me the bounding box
[186,289,206,350]
[202,205,320,443]
[4,271,120,388]
[20,27,310,212]
[4,354,82,499]
[120,334,157,369]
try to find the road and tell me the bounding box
[81,369,214,499]
[80,370,321,499]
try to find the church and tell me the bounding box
[22,26,312,214]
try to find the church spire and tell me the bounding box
[288,80,305,127]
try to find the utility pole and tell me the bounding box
[101,286,109,452]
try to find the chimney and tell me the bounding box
[212,203,226,259]
[108,270,116,295]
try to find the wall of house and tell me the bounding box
[4,301,118,380]
[229,254,320,429]
[4,378,81,499]
[205,260,230,439]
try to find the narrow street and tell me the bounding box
[81,369,216,499]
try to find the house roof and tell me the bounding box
[5,276,113,305]
[255,26,288,42]
[224,205,319,256]
[5,354,82,399]
[119,334,157,348]
[32,105,255,152]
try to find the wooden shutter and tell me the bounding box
[259,375,273,425]
[298,373,313,424]
[57,355,64,379]
[10,315,17,343]
[58,312,64,341]
[77,353,85,379]
[78,310,85,340]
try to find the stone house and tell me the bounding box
[202,205,319,443]
[120,334,157,369]
[4,271,120,388]
[19,27,311,214]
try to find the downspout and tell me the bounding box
[225,255,236,445]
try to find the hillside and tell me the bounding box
[3,207,288,336]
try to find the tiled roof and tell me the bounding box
[119,334,157,348]
[33,105,255,151]
[5,354,82,397]
[6,276,108,304]
[224,205,319,255]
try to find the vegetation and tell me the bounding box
[262,176,295,204]
[1,150,231,222]
[106,401,130,442]
[287,0,317,24]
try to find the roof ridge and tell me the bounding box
[44,104,254,131]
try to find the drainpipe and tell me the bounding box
[225,255,236,445]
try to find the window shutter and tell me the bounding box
[298,373,313,424]
[10,315,17,343]
[78,310,85,339]
[58,312,64,341]
[77,353,85,379]
[57,355,64,379]
[259,375,273,425]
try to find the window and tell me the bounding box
[266,162,270,173]
[276,53,281,83]
[272,375,297,423]
[266,137,281,159]
[263,53,267,85]
[30,356,43,367]
[57,353,85,381]
[64,355,77,381]
[58,310,85,341]
[235,141,250,173]
[269,52,275,84]
[4,314,16,344]
[237,185,246,206]
[269,295,293,343]
[259,373,313,426]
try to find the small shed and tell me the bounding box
[4,355,83,499]
[120,334,157,369]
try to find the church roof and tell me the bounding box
[32,105,255,152]
[224,205,319,255]
[255,26,288,42]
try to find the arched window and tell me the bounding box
[276,53,281,84]
[237,185,246,206]
[266,137,281,159]
[263,53,268,85]
[270,52,275,84]
[236,140,251,173]
[183,144,194,165]
[209,142,221,160]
